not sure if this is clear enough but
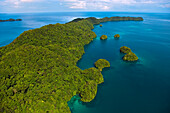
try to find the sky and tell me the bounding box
[0,0,170,13]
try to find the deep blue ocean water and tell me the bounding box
[0,12,170,113]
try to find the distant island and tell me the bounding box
[69,16,143,24]
[0,18,22,22]
[0,16,143,113]
[114,34,120,39]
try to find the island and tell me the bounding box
[0,18,22,22]
[123,52,138,61]
[100,24,103,27]
[120,46,131,53]
[120,46,138,61]
[100,35,107,40]
[94,59,110,71]
[0,16,143,113]
[114,34,120,39]
[69,16,143,25]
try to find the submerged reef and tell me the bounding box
[94,59,110,71]
[0,18,22,22]
[120,46,138,61]
[100,24,103,27]
[0,16,142,113]
[114,34,120,39]
[100,35,107,40]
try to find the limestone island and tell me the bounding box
[123,52,138,61]
[0,18,22,22]
[100,35,107,40]
[114,34,120,39]
[94,59,110,71]
[0,16,143,113]
[70,16,143,25]
[120,46,131,53]
[120,46,138,61]
[100,24,103,27]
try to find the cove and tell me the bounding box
[69,17,170,113]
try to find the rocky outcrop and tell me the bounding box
[100,35,107,40]
[114,34,120,38]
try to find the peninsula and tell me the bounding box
[94,59,110,71]
[0,16,143,113]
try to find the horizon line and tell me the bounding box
[1,11,170,14]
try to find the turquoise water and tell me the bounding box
[0,12,170,113]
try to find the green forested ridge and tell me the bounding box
[69,16,143,25]
[0,16,142,113]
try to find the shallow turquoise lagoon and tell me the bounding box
[0,12,170,113]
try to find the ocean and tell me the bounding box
[0,12,170,113]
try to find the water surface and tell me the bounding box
[0,12,170,113]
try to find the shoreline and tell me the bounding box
[0,16,143,113]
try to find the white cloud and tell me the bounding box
[1,0,169,12]
[140,0,155,4]
[62,0,111,10]
[102,6,110,10]
[20,0,34,2]
[62,0,157,10]
[3,0,42,8]
[70,1,86,8]
[160,4,170,8]
[63,0,78,1]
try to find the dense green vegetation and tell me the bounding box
[0,19,22,22]
[0,20,101,113]
[94,59,110,71]
[70,16,143,25]
[114,34,120,39]
[100,35,107,40]
[0,16,142,112]
[123,52,138,61]
[120,46,131,53]
[120,46,138,61]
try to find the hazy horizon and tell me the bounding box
[0,0,170,13]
